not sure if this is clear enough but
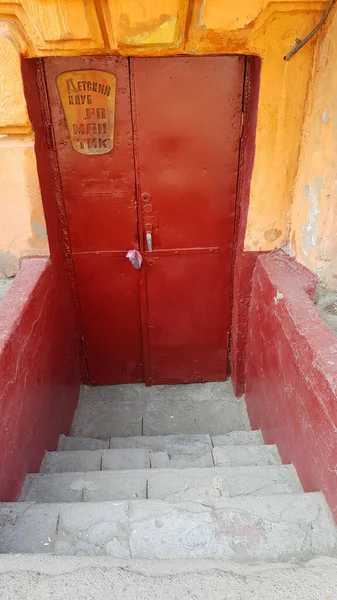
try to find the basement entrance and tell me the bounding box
[44,56,244,386]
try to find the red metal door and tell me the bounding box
[44,55,244,385]
[44,56,144,385]
[131,56,244,384]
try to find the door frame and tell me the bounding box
[21,54,261,386]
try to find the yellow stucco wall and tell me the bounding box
[0,25,49,276]
[0,0,335,284]
[0,136,48,276]
[0,35,31,135]
[290,7,337,289]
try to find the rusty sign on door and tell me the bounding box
[56,70,116,155]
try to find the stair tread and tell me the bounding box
[42,449,151,473]
[150,450,214,469]
[3,381,336,565]
[212,444,281,466]
[58,435,109,451]
[43,443,281,473]
[71,383,250,437]
[212,430,263,446]
[1,493,335,562]
[109,434,212,453]
[20,465,302,504]
[58,432,264,453]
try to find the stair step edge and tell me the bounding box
[42,444,282,474]
[0,493,335,562]
[27,463,298,479]
[58,431,264,452]
[19,464,302,504]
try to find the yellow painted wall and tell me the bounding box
[290,7,337,289]
[0,136,48,276]
[0,0,335,284]
[0,24,49,277]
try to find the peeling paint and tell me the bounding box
[264,228,282,242]
[32,220,47,239]
[0,250,19,278]
[290,10,337,288]
[32,221,47,240]
[199,0,206,28]
[120,14,177,46]
[274,291,284,305]
[301,180,322,257]
[322,109,328,124]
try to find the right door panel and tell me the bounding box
[132,56,244,384]
[145,251,232,384]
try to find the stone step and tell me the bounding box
[212,430,263,446]
[150,451,214,468]
[0,493,335,562]
[212,444,281,467]
[58,432,264,453]
[71,382,250,437]
[44,443,280,473]
[109,434,213,453]
[41,449,151,473]
[150,444,281,468]
[59,434,213,453]
[58,435,109,451]
[19,465,302,504]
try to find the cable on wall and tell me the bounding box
[284,0,336,60]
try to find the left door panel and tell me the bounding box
[44,56,143,384]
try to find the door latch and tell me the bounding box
[145,222,153,252]
[146,231,153,252]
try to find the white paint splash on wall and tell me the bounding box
[301,180,323,257]
[274,291,284,305]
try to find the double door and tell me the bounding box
[44,55,244,385]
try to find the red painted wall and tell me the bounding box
[230,251,262,396]
[0,258,80,501]
[230,57,261,397]
[245,251,337,520]
[0,58,82,502]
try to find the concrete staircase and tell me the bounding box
[0,382,336,563]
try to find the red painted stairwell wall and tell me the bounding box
[0,58,81,501]
[0,258,80,501]
[245,251,337,521]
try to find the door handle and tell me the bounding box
[146,231,153,252]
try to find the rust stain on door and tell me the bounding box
[57,70,116,155]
